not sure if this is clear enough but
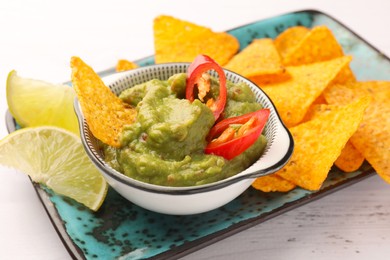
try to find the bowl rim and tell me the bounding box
[74,62,294,195]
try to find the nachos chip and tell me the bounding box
[278,26,355,84]
[304,103,365,172]
[262,56,351,127]
[324,82,390,184]
[224,39,288,84]
[252,174,296,192]
[282,26,344,66]
[335,141,365,172]
[301,95,328,122]
[153,15,239,65]
[274,26,309,59]
[276,97,370,190]
[71,56,137,147]
[116,59,139,72]
[333,65,356,84]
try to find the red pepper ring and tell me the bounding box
[205,109,270,160]
[186,54,227,120]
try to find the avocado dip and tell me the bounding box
[102,73,267,187]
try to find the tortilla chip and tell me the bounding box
[224,39,287,83]
[262,56,351,127]
[335,141,365,172]
[274,26,309,59]
[249,72,291,86]
[153,15,239,65]
[282,26,344,66]
[303,103,365,172]
[252,174,296,192]
[301,94,328,122]
[324,81,390,104]
[324,81,390,184]
[276,97,370,190]
[278,25,356,84]
[71,56,137,147]
[116,59,139,72]
[332,65,356,84]
[312,94,327,105]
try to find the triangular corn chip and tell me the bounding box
[303,103,365,173]
[335,141,365,172]
[224,38,288,84]
[304,102,364,172]
[116,59,139,72]
[262,56,351,127]
[279,26,355,84]
[276,97,370,190]
[252,174,296,192]
[324,81,390,183]
[153,15,239,65]
[71,56,137,147]
[274,26,309,59]
[282,26,344,66]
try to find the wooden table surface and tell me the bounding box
[1,0,389,259]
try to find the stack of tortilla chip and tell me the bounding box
[115,17,389,191]
[250,26,389,191]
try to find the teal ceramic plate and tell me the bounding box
[6,9,390,260]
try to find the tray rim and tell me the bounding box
[4,8,383,260]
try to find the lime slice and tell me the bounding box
[0,126,108,211]
[6,70,79,135]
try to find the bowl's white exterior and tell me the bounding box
[102,171,254,215]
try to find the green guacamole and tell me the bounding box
[103,73,267,187]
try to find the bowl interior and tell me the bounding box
[76,63,293,192]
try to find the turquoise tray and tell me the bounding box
[6,9,390,260]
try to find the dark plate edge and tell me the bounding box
[3,8,383,260]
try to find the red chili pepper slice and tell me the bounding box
[205,109,270,160]
[186,54,227,120]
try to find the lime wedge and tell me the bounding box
[6,70,79,135]
[0,126,108,211]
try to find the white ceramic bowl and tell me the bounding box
[74,63,294,215]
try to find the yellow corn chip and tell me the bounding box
[252,174,296,192]
[312,94,327,105]
[249,72,291,86]
[333,65,356,84]
[276,97,370,190]
[71,56,137,147]
[324,81,390,104]
[335,141,365,172]
[224,39,287,83]
[153,15,239,65]
[303,103,365,172]
[274,26,309,59]
[282,26,344,66]
[324,81,390,184]
[279,25,355,84]
[262,56,351,127]
[301,94,328,122]
[116,59,139,72]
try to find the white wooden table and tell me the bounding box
[1,0,389,259]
